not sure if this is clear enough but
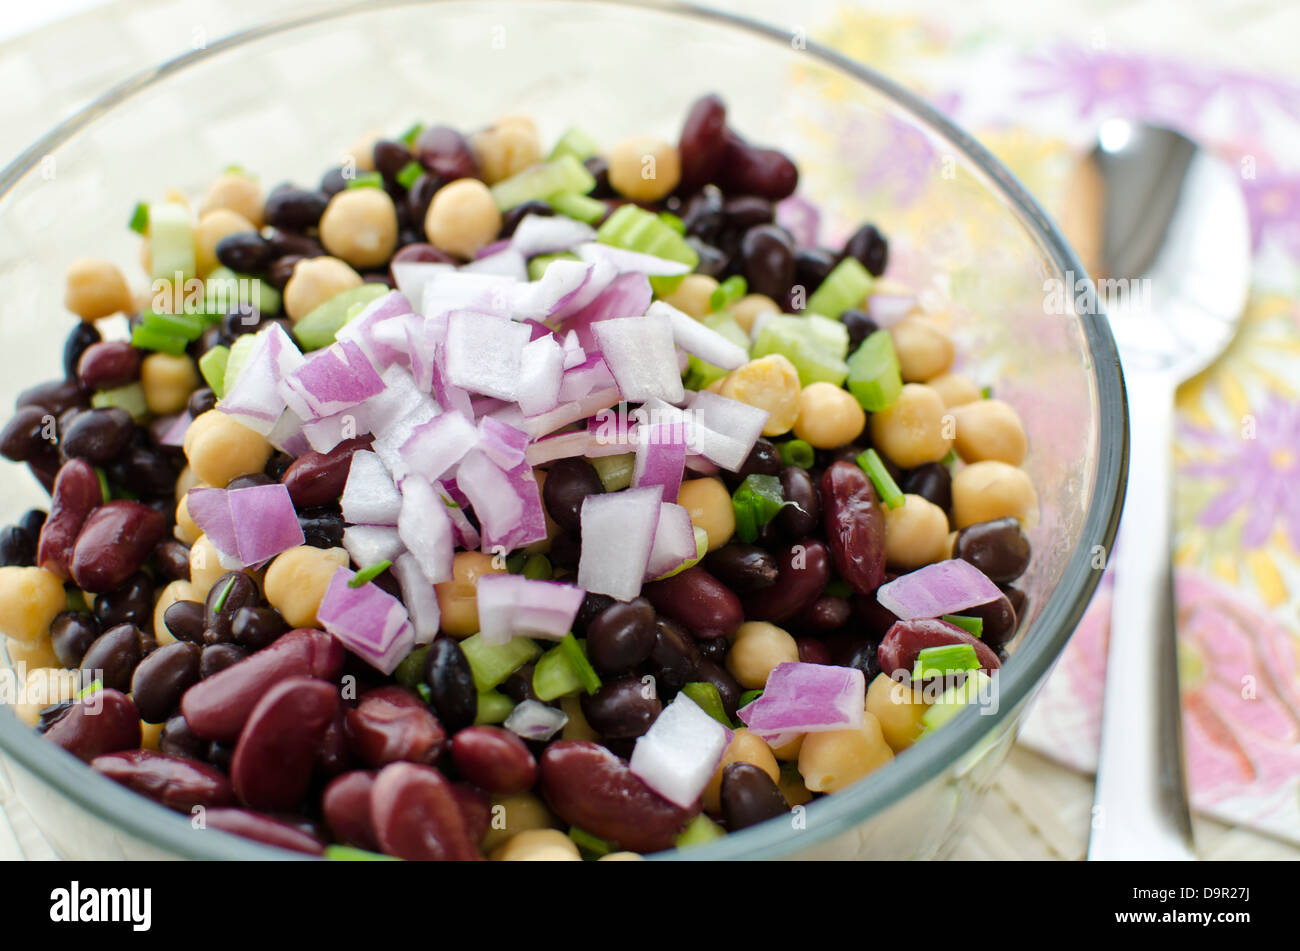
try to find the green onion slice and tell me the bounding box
[856,448,904,510]
[731,473,786,544]
[941,614,984,639]
[778,439,815,469]
[349,560,392,587]
[912,644,980,680]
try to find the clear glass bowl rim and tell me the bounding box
[0,0,1128,860]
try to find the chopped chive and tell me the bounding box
[912,644,980,681]
[398,122,424,148]
[981,385,992,399]
[731,473,786,544]
[522,554,552,580]
[942,448,958,466]
[394,646,430,689]
[128,201,149,235]
[346,171,385,190]
[778,439,815,469]
[199,345,230,398]
[76,678,102,700]
[675,814,725,848]
[709,274,747,312]
[130,322,189,355]
[856,448,904,510]
[474,690,515,725]
[505,551,527,574]
[223,163,248,176]
[681,682,730,727]
[93,467,111,503]
[416,682,434,704]
[737,688,764,708]
[560,634,602,695]
[211,574,237,614]
[395,160,424,190]
[568,826,612,859]
[324,844,400,861]
[942,614,984,639]
[658,210,686,235]
[349,560,392,587]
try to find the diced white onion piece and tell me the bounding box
[630,693,730,809]
[461,246,529,281]
[217,323,305,435]
[393,552,440,645]
[686,390,770,472]
[504,699,568,742]
[340,450,403,525]
[510,214,597,258]
[475,574,586,646]
[397,475,454,584]
[445,310,532,401]
[398,411,479,484]
[420,271,516,319]
[515,334,566,417]
[392,261,454,307]
[592,313,684,404]
[648,300,748,371]
[574,242,693,276]
[455,449,547,554]
[342,524,404,568]
[643,502,697,580]
[577,485,663,600]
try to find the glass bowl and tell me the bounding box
[0,0,1126,860]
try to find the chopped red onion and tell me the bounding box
[391,261,454,305]
[435,480,481,550]
[342,524,404,569]
[217,322,304,436]
[396,475,454,584]
[629,692,731,809]
[420,271,515,320]
[561,331,586,369]
[158,411,192,447]
[317,566,415,674]
[477,417,530,471]
[735,662,866,741]
[266,409,309,457]
[686,390,769,472]
[577,485,663,600]
[340,450,403,526]
[279,339,385,422]
[456,449,547,554]
[475,574,586,646]
[556,354,617,403]
[593,313,685,404]
[775,195,821,248]
[491,386,622,440]
[334,290,415,373]
[462,246,529,281]
[515,333,565,417]
[866,292,919,328]
[392,551,440,645]
[524,427,633,467]
[510,214,597,258]
[649,300,748,371]
[397,411,478,484]
[559,271,652,352]
[187,484,304,570]
[503,699,568,742]
[643,502,697,579]
[632,423,687,503]
[574,242,694,277]
[875,559,1002,620]
[444,310,531,401]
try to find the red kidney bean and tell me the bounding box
[132,641,202,723]
[449,725,537,794]
[451,782,490,845]
[796,637,832,666]
[414,125,480,181]
[643,566,743,639]
[539,740,695,853]
[720,761,788,830]
[231,677,339,811]
[92,749,235,812]
[961,593,1018,648]
[17,378,88,416]
[203,808,324,855]
[370,761,481,861]
[80,623,145,692]
[877,617,1001,678]
[791,594,852,633]
[716,130,798,200]
[585,597,657,675]
[775,466,820,538]
[182,628,344,742]
[742,538,831,622]
[280,435,371,508]
[322,770,378,850]
[345,686,447,768]
[77,341,140,390]
[678,93,729,192]
[36,458,101,580]
[50,611,100,667]
[69,500,165,593]
[59,408,134,464]
[44,689,141,762]
[315,704,350,778]
[0,405,54,462]
[820,462,886,595]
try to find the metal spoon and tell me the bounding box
[1070,120,1250,861]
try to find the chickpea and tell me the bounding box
[797,712,894,793]
[345,130,380,172]
[560,694,599,741]
[793,381,866,449]
[260,545,347,629]
[607,137,681,203]
[471,116,543,184]
[705,376,727,395]
[720,355,802,437]
[183,410,273,488]
[200,172,264,228]
[141,352,200,416]
[319,188,400,270]
[434,551,506,638]
[424,178,501,259]
[599,851,644,861]
[869,383,953,469]
[951,398,1028,466]
[154,579,197,646]
[188,535,228,599]
[769,733,804,762]
[12,667,81,727]
[660,274,720,319]
[481,792,556,854]
[491,828,582,861]
[0,566,68,648]
[175,493,202,545]
[702,727,781,813]
[883,493,951,569]
[726,621,799,690]
[175,465,201,503]
[866,673,929,752]
[927,372,982,409]
[283,256,363,323]
[64,258,132,321]
[890,316,954,383]
[676,477,734,553]
[194,208,256,276]
[731,293,780,334]
[5,634,60,670]
[951,460,1038,529]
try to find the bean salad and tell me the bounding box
[0,94,1038,860]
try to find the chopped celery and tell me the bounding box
[141,309,204,341]
[921,670,994,733]
[804,313,850,360]
[675,814,725,848]
[461,633,542,692]
[475,690,515,725]
[491,155,595,211]
[549,127,599,163]
[751,315,849,387]
[204,266,281,317]
[65,588,89,613]
[548,192,606,225]
[856,448,904,510]
[91,383,148,420]
[681,682,731,727]
[198,345,230,397]
[130,323,188,355]
[737,688,764,709]
[527,251,580,281]
[683,311,748,390]
[596,203,698,294]
[913,644,980,680]
[128,201,148,235]
[346,171,385,189]
[942,614,984,639]
[148,202,196,284]
[324,845,400,861]
[222,332,260,396]
[806,256,874,319]
[569,826,613,859]
[291,283,389,351]
[533,639,593,701]
[846,329,903,411]
[652,525,708,580]
[658,211,685,235]
[590,453,635,492]
[393,645,430,689]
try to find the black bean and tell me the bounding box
[740,224,796,303]
[963,594,1018,649]
[132,641,201,723]
[320,167,349,197]
[187,387,217,418]
[0,525,34,567]
[63,322,101,381]
[423,638,476,733]
[697,638,728,663]
[775,466,820,538]
[580,676,661,740]
[723,195,774,230]
[791,594,852,633]
[1000,584,1027,620]
[160,714,206,760]
[215,232,273,274]
[162,599,205,645]
[226,472,274,490]
[36,700,75,735]
[372,139,412,179]
[230,606,287,651]
[586,598,657,675]
[266,230,325,259]
[648,618,699,692]
[264,188,330,232]
[18,509,47,539]
[110,447,178,499]
[843,223,888,276]
[686,238,730,279]
[694,658,741,718]
[681,185,724,241]
[954,517,1031,583]
[207,741,234,772]
[80,623,145,692]
[546,532,581,571]
[541,458,603,534]
[573,592,616,637]
[730,438,782,486]
[264,451,294,482]
[405,174,442,225]
[298,505,345,548]
[794,247,837,296]
[414,125,479,180]
[840,308,879,352]
[59,408,134,464]
[17,378,88,416]
[845,638,882,683]
[900,462,953,515]
[721,762,788,830]
[499,662,539,704]
[203,572,259,645]
[49,611,100,668]
[499,200,553,239]
[199,643,248,679]
[153,539,191,582]
[93,572,154,631]
[583,156,613,198]
[1,405,55,462]
[704,543,779,593]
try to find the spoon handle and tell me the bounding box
[1088,370,1196,861]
